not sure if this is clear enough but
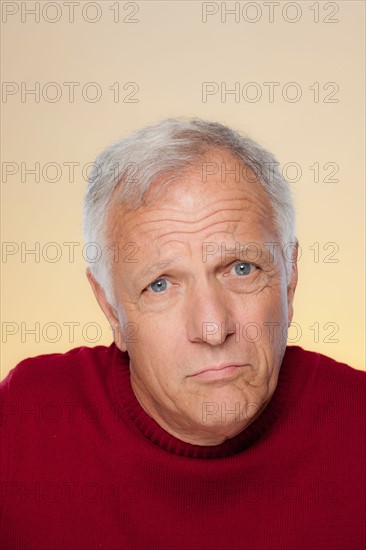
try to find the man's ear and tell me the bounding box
[287,240,299,325]
[86,268,127,352]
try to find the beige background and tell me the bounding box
[1,0,365,378]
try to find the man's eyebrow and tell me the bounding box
[133,242,275,282]
[135,260,176,281]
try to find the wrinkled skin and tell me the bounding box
[88,150,298,445]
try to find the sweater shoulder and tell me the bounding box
[0,345,115,400]
[285,345,366,397]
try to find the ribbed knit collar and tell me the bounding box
[111,343,298,459]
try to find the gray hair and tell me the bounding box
[83,118,296,305]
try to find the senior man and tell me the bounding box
[1,119,365,550]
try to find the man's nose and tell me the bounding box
[185,282,235,345]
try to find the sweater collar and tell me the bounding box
[111,343,296,459]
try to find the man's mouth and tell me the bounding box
[190,364,245,380]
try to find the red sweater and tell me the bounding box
[0,344,365,550]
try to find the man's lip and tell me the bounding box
[190,364,245,377]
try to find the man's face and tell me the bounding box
[91,150,298,445]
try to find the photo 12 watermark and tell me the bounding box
[202,81,339,103]
[2,160,140,184]
[201,2,340,24]
[200,160,340,184]
[1,241,140,264]
[1,1,140,24]
[2,81,140,104]
[1,320,139,345]
[200,320,340,345]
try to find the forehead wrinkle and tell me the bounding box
[134,202,268,241]
[147,195,255,218]
[125,205,248,235]
[204,228,241,241]
[156,219,244,240]
[153,202,272,242]
[120,191,260,223]
[159,239,190,249]
[114,187,275,250]
[154,222,266,253]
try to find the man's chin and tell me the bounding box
[194,400,260,439]
[187,418,251,446]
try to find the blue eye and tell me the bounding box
[148,278,168,293]
[233,262,252,276]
